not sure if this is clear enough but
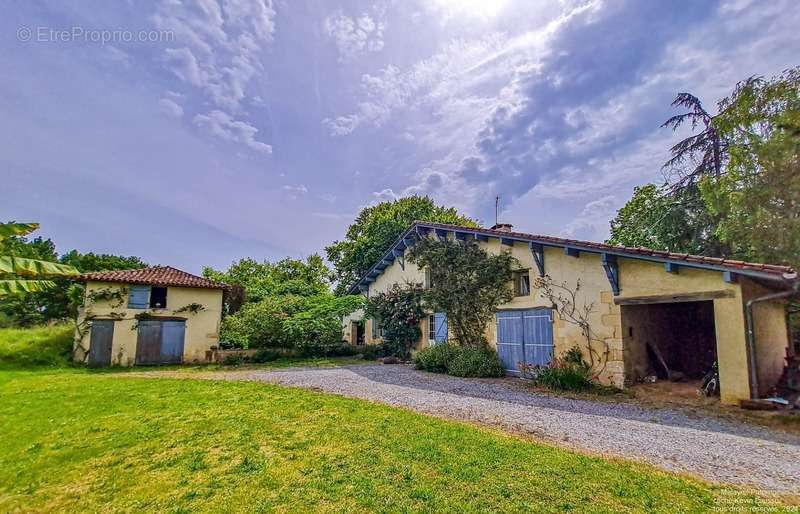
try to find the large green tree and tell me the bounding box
[607,183,723,255]
[408,237,515,348]
[203,254,332,303]
[702,69,800,267]
[326,196,479,294]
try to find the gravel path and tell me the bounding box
[140,364,800,492]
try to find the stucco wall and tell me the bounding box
[355,231,789,403]
[74,281,223,366]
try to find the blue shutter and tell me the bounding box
[128,285,150,309]
[434,313,448,343]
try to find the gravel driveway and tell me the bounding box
[144,364,800,492]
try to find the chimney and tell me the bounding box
[491,223,513,232]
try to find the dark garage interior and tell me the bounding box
[622,301,718,383]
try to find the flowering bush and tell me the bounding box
[364,283,425,358]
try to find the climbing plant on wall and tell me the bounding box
[364,283,425,358]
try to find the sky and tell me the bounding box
[2,0,798,274]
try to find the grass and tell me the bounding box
[0,369,780,513]
[0,324,73,369]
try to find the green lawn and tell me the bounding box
[0,369,774,513]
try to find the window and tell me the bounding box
[371,318,383,339]
[424,268,433,289]
[514,271,531,297]
[149,287,168,309]
[428,315,436,341]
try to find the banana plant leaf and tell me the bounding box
[0,279,57,296]
[0,222,39,241]
[0,256,79,277]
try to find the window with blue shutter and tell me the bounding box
[128,285,150,309]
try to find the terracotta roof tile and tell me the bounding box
[415,222,797,278]
[79,266,228,289]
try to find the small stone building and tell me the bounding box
[344,221,797,405]
[74,266,227,366]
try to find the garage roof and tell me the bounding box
[79,266,228,290]
[348,221,797,293]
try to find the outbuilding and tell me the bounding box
[345,221,798,405]
[74,266,227,367]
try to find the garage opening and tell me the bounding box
[621,301,717,383]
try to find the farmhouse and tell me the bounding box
[74,266,227,367]
[345,221,798,405]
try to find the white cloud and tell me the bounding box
[324,10,385,60]
[281,184,308,194]
[193,110,272,153]
[559,195,617,239]
[153,0,276,110]
[159,97,184,118]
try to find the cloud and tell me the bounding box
[193,110,272,153]
[559,195,617,240]
[280,184,308,194]
[153,0,276,110]
[323,33,510,136]
[159,97,184,118]
[324,10,385,60]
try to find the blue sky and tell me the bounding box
[2,0,798,273]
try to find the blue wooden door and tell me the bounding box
[433,313,448,343]
[496,309,553,374]
[496,311,525,373]
[160,321,185,364]
[522,309,553,366]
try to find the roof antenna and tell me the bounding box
[495,195,499,226]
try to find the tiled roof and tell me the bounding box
[79,266,228,289]
[349,221,797,293]
[423,222,797,277]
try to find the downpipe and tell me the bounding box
[744,273,799,399]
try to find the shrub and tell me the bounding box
[529,347,594,392]
[359,343,392,361]
[222,353,249,366]
[283,294,364,357]
[413,343,455,373]
[251,348,280,363]
[220,297,300,349]
[364,284,425,358]
[0,324,74,368]
[447,347,503,378]
[414,343,503,378]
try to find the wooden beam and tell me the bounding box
[435,228,448,241]
[602,253,620,296]
[501,237,514,246]
[614,290,735,305]
[529,242,545,277]
[564,247,580,258]
[723,271,738,283]
[664,262,679,274]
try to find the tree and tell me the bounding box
[408,237,515,348]
[662,92,729,186]
[700,68,800,267]
[203,254,332,304]
[326,196,479,294]
[607,183,723,255]
[0,232,146,326]
[0,222,78,296]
